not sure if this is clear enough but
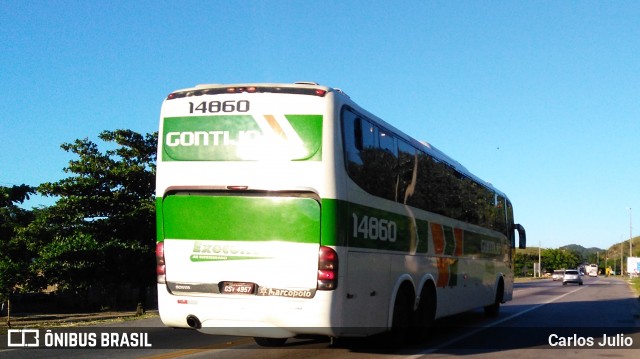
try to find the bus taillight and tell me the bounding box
[156,242,166,284]
[317,246,338,290]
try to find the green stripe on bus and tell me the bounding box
[157,196,506,258]
[346,201,430,253]
[317,199,429,253]
[321,199,504,258]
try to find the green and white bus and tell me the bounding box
[155,82,526,346]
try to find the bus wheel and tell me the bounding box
[484,279,503,318]
[389,286,413,347]
[254,337,287,347]
[414,282,436,339]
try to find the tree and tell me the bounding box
[541,248,580,271]
[0,185,36,302]
[515,250,538,276]
[515,247,582,277]
[33,130,157,308]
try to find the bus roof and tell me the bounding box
[167,82,334,100]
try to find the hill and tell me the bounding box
[519,237,640,259]
[560,244,604,261]
[602,236,640,262]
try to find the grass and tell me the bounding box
[628,277,640,320]
[629,277,640,297]
[0,311,159,335]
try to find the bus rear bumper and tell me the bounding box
[157,286,338,338]
[197,323,327,338]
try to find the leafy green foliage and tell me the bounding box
[542,248,580,271]
[516,240,640,277]
[0,185,36,301]
[515,247,581,276]
[22,130,158,307]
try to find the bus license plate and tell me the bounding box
[221,282,255,295]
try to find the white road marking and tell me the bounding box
[406,285,585,357]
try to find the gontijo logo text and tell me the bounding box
[165,130,261,147]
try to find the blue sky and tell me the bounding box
[1,1,638,250]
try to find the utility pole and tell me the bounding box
[630,208,633,258]
[621,239,624,276]
[538,241,541,278]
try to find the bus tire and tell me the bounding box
[389,284,414,347]
[414,281,436,339]
[484,278,503,318]
[254,337,287,347]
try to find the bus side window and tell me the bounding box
[408,150,430,210]
[398,140,417,203]
[342,109,361,166]
[361,118,376,149]
[376,128,398,201]
[506,200,515,247]
[342,108,380,197]
[495,195,507,236]
[378,128,397,157]
[354,117,363,151]
[340,108,399,202]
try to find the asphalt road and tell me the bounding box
[2,276,639,358]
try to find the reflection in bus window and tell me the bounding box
[341,107,511,236]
